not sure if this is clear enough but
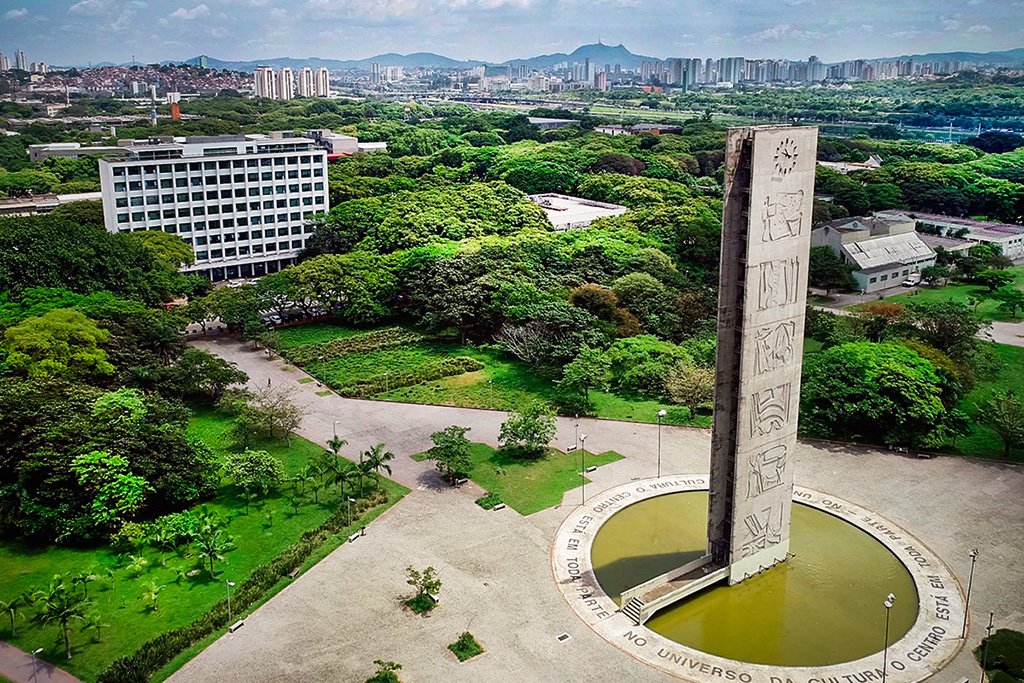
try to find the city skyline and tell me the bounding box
[0,0,1022,67]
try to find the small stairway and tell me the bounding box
[621,597,645,625]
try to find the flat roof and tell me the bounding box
[842,231,935,271]
[889,211,1024,236]
[916,233,973,251]
[528,193,627,227]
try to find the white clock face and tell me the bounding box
[773,137,799,176]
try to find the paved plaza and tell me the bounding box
[168,338,1024,683]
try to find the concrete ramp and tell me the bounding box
[619,555,728,625]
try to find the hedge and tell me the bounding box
[97,490,391,683]
[331,357,484,398]
[287,327,424,365]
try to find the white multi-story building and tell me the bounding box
[277,67,294,100]
[14,50,26,71]
[315,68,330,97]
[0,52,9,71]
[99,133,329,281]
[297,67,315,97]
[253,66,276,99]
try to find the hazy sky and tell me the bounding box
[1,0,1021,66]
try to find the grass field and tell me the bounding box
[953,343,1024,460]
[0,409,408,682]
[282,324,700,426]
[413,443,623,515]
[863,267,1024,323]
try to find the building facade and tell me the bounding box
[254,66,276,99]
[99,133,329,281]
[276,67,294,100]
[879,211,1024,261]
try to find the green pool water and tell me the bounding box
[591,492,918,667]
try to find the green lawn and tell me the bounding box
[0,409,408,682]
[414,443,623,515]
[952,343,1024,460]
[275,322,366,348]
[288,324,703,427]
[864,267,1024,323]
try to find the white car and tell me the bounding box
[901,273,922,287]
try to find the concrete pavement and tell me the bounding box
[167,338,1024,682]
[0,643,82,683]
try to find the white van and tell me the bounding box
[901,273,922,287]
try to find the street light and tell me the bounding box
[579,434,589,506]
[882,593,895,683]
[346,497,355,526]
[31,648,43,683]
[226,580,236,622]
[656,409,667,478]
[980,611,995,683]
[963,548,979,639]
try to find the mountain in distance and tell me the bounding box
[873,47,1024,65]
[504,42,658,70]
[118,43,1024,72]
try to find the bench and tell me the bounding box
[229,620,245,633]
[492,503,506,511]
[287,567,301,579]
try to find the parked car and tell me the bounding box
[901,273,922,287]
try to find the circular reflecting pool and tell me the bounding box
[591,491,918,667]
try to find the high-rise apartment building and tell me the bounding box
[594,71,608,91]
[640,61,652,82]
[315,68,330,97]
[371,62,381,84]
[277,67,294,100]
[99,133,329,281]
[254,66,276,99]
[297,67,315,97]
[0,53,10,71]
[15,50,26,71]
[667,58,683,86]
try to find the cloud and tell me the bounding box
[966,23,992,32]
[69,0,109,14]
[3,7,28,20]
[745,23,823,43]
[170,3,210,20]
[941,17,961,31]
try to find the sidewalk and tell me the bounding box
[0,643,82,683]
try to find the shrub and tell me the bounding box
[287,327,424,365]
[404,593,436,615]
[975,629,1024,681]
[448,631,484,662]
[475,492,502,510]
[330,357,483,398]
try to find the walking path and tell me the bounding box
[169,337,1024,683]
[0,643,82,683]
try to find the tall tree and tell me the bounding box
[32,578,91,660]
[2,308,114,380]
[361,443,395,490]
[427,425,473,482]
[980,392,1024,458]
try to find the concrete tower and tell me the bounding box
[707,125,818,584]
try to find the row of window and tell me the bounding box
[112,169,325,193]
[181,225,312,244]
[117,201,324,225]
[118,211,319,233]
[868,269,912,284]
[115,183,324,207]
[195,240,305,262]
[111,155,322,176]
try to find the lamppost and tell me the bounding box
[980,611,995,683]
[346,497,355,526]
[574,415,579,450]
[30,648,43,683]
[579,434,589,505]
[226,580,236,622]
[963,548,979,639]
[882,593,895,683]
[656,409,667,478]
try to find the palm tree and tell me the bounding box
[141,581,164,611]
[332,465,360,501]
[192,525,234,578]
[294,464,318,495]
[126,555,149,577]
[82,612,109,643]
[361,443,395,490]
[0,595,24,636]
[326,436,347,456]
[32,579,91,660]
[71,569,99,599]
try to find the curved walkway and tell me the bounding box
[170,338,1024,683]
